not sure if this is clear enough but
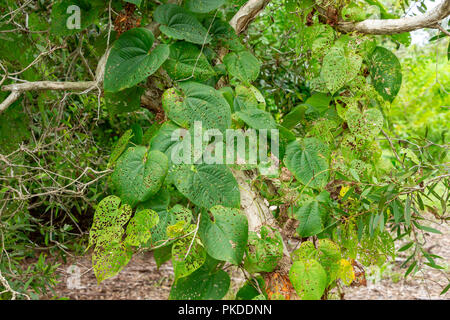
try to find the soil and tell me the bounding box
[43,220,450,300]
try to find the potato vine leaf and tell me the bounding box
[104,28,170,92]
[124,209,160,246]
[294,200,326,237]
[172,164,240,209]
[163,41,216,82]
[105,86,145,115]
[169,257,230,300]
[284,138,330,189]
[233,84,266,111]
[236,109,277,130]
[346,107,383,140]
[369,46,402,102]
[88,195,132,248]
[154,4,212,45]
[199,206,248,265]
[92,241,132,284]
[162,82,231,133]
[289,259,328,300]
[112,147,169,208]
[223,51,261,83]
[172,227,206,280]
[185,0,226,13]
[321,47,362,94]
[244,226,284,273]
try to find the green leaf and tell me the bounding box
[92,241,132,284]
[88,196,132,248]
[163,41,216,82]
[236,109,277,130]
[369,46,402,102]
[289,259,327,300]
[284,138,330,189]
[104,28,170,92]
[292,241,317,261]
[185,0,225,13]
[108,129,133,169]
[50,0,104,36]
[173,164,240,209]
[169,258,230,300]
[294,200,325,237]
[223,51,261,83]
[154,4,212,45]
[162,82,231,132]
[172,229,206,280]
[282,105,307,129]
[112,146,169,208]
[233,84,266,111]
[236,277,267,300]
[321,47,362,94]
[199,205,248,265]
[125,209,160,246]
[317,239,341,284]
[346,107,383,140]
[105,86,145,115]
[244,226,284,273]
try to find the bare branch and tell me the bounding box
[230,0,271,34]
[337,0,450,34]
[2,81,96,93]
[0,91,21,114]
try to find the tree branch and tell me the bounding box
[230,0,271,34]
[337,0,450,34]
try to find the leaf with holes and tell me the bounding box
[223,51,261,83]
[346,107,383,140]
[92,241,132,284]
[369,46,402,102]
[172,227,206,280]
[199,205,248,265]
[321,47,362,94]
[233,84,266,111]
[162,82,231,132]
[284,138,330,189]
[244,226,284,273]
[294,200,326,237]
[125,209,159,246]
[112,146,169,208]
[164,42,215,82]
[88,196,132,248]
[185,0,226,13]
[172,164,240,209]
[169,257,230,300]
[289,259,327,300]
[154,4,212,45]
[104,28,169,92]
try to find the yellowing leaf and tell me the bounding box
[338,259,355,286]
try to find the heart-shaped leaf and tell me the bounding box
[112,146,169,207]
[321,47,362,94]
[125,209,160,246]
[163,41,215,82]
[172,228,206,280]
[199,205,248,265]
[154,4,212,45]
[173,164,240,209]
[369,46,402,102]
[223,51,261,83]
[346,107,383,140]
[162,81,231,133]
[294,200,326,237]
[88,195,132,248]
[284,138,330,189]
[104,28,170,92]
[289,259,327,300]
